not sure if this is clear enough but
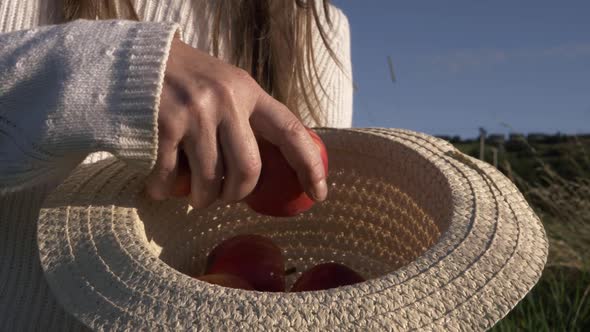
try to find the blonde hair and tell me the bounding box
[62,0,340,126]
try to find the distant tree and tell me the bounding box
[487,134,506,146]
[505,133,527,152]
[543,133,568,144]
[435,135,452,142]
[527,133,548,143]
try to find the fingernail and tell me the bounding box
[312,179,328,201]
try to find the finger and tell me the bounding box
[218,116,261,202]
[184,125,224,209]
[249,93,327,201]
[144,138,179,200]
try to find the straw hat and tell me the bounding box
[36,128,548,330]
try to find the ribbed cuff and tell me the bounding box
[105,21,179,174]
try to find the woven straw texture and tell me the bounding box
[38,128,548,331]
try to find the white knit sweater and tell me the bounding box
[0,1,352,329]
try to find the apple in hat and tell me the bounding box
[205,234,286,292]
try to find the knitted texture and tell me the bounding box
[0,19,178,192]
[1,1,352,330]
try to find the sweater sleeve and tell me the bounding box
[300,6,353,128]
[0,19,178,194]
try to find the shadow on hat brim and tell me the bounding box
[38,128,548,330]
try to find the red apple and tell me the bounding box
[171,151,191,197]
[290,262,365,292]
[197,274,254,290]
[244,128,328,217]
[205,234,285,292]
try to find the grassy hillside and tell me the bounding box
[443,133,590,330]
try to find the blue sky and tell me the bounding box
[334,1,590,138]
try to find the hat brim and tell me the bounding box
[38,128,548,330]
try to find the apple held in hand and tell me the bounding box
[290,262,365,292]
[245,128,328,217]
[205,234,286,292]
[197,274,254,290]
[171,150,191,197]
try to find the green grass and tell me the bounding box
[447,134,590,330]
[491,267,590,331]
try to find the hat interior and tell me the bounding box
[134,132,454,287]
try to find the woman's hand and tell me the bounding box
[144,38,327,208]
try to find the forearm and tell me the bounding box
[0,19,178,193]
